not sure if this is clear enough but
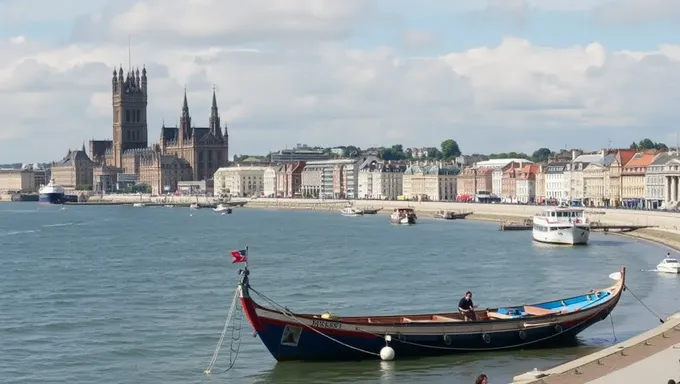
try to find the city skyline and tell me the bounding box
[2,0,680,163]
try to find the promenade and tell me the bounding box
[512,313,680,384]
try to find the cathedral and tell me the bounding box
[87,65,230,194]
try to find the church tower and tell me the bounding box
[112,65,148,169]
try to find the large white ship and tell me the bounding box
[532,205,590,245]
[38,179,66,204]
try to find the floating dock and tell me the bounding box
[512,313,680,384]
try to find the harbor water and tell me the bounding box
[0,204,678,384]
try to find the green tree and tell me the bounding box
[343,146,361,157]
[440,139,461,159]
[531,148,552,162]
[631,138,668,151]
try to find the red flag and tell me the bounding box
[231,249,247,264]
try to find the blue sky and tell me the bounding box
[1,0,680,163]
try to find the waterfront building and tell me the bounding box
[51,148,95,190]
[644,152,680,209]
[621,151,657,208]
[501,166,519,202]
[535,164,545,202]
[543,161,569,201]
[455,167,493,199]
[87,66,229,194]
[357,161,406,200]
[567,152,606,203]
[0,169,35,193]
[402,164,459,201]
[607,150,637,208]
[275,161,305,198]
[177,180,213,195]
[515,164,539,203]
[299,157,376,199]
[159,89,230,182]
[214,166,266,197]
[263,165,283,197]
[582,152,616,207]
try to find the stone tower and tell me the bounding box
[112,65,148,169]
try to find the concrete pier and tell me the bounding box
[512,313,680,384]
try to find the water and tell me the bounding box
[0,204,678,384]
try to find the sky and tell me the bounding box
[2,0,680,163]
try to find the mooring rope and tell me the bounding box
[204,287,243,375]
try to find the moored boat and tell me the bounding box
[533,205,590,245]
[389,207,417,225]
[38,179,66,204]
[341,205,363,216]
[213,204,232,214]
[237,265,626,362]
[189,203,201,210]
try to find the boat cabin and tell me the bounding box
[536,208,585,222]
[661,258,679,264]
[394,207,415,213]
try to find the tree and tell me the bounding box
[531,148,552,162]
[630,138,668,151]
[343,145,361,157]
[440,139,461,159]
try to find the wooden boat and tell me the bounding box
[361,207,382,215]
[433,210,472,220]
[238,265,626,362]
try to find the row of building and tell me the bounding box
[211,149,680,209]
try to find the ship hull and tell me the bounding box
[39,193,65,204]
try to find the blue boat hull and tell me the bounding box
[251,309,609,361]
[39,193,65,204]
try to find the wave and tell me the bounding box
[0,229,40,236]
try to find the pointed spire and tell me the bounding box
[82,142,86,152]
[182,87,189,111]
[211,85,217,109]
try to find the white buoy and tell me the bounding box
[380,346,395,361]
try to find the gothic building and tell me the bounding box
[87,65,229,194]
[159,89,229,181]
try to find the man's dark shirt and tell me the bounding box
[458,297,473,310]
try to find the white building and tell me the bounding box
[568,152,606,202]
[263,166,283,197]
[402,164,459,201]
[543,161,569,200]
[213,165,266,197]
[301,157,379,199]
[357,161,406,200]
[472,159,532,197]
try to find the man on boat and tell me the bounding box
[458,291,476,321]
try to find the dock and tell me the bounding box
[512,312,680,384]
[499,221,657,233]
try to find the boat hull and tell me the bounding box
[657,266,680,274]
[389,215,416,225]
[242,295,616,362]
[533,225,590,245]
[238,266,624,362]
[39,193,65,204]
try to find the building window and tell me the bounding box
[126,110,130,122]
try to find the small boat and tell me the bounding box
[434,210,455,220]
[132,202,145,207]
[189,203,201,210]
[361,207,382,215]
[389,207,417,225]
[533,205,590,245]
[657,256,680,274]
[164,205,174,208]
[341,205,363,216]
[213,204,232,214]
[237,264,626,362]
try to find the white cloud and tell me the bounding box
[2,0,680,163]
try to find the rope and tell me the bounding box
[204,287,242,375]
[623,284,665,323]
[249,286,611,354]
[249,287,380,357]
[609,314,617,343]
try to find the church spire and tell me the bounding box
[209,85,222,138]
[179,88,191,139]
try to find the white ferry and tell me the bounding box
[532,205,590,245]
[38,179,65,204]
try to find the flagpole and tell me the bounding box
[245,244,249,269]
